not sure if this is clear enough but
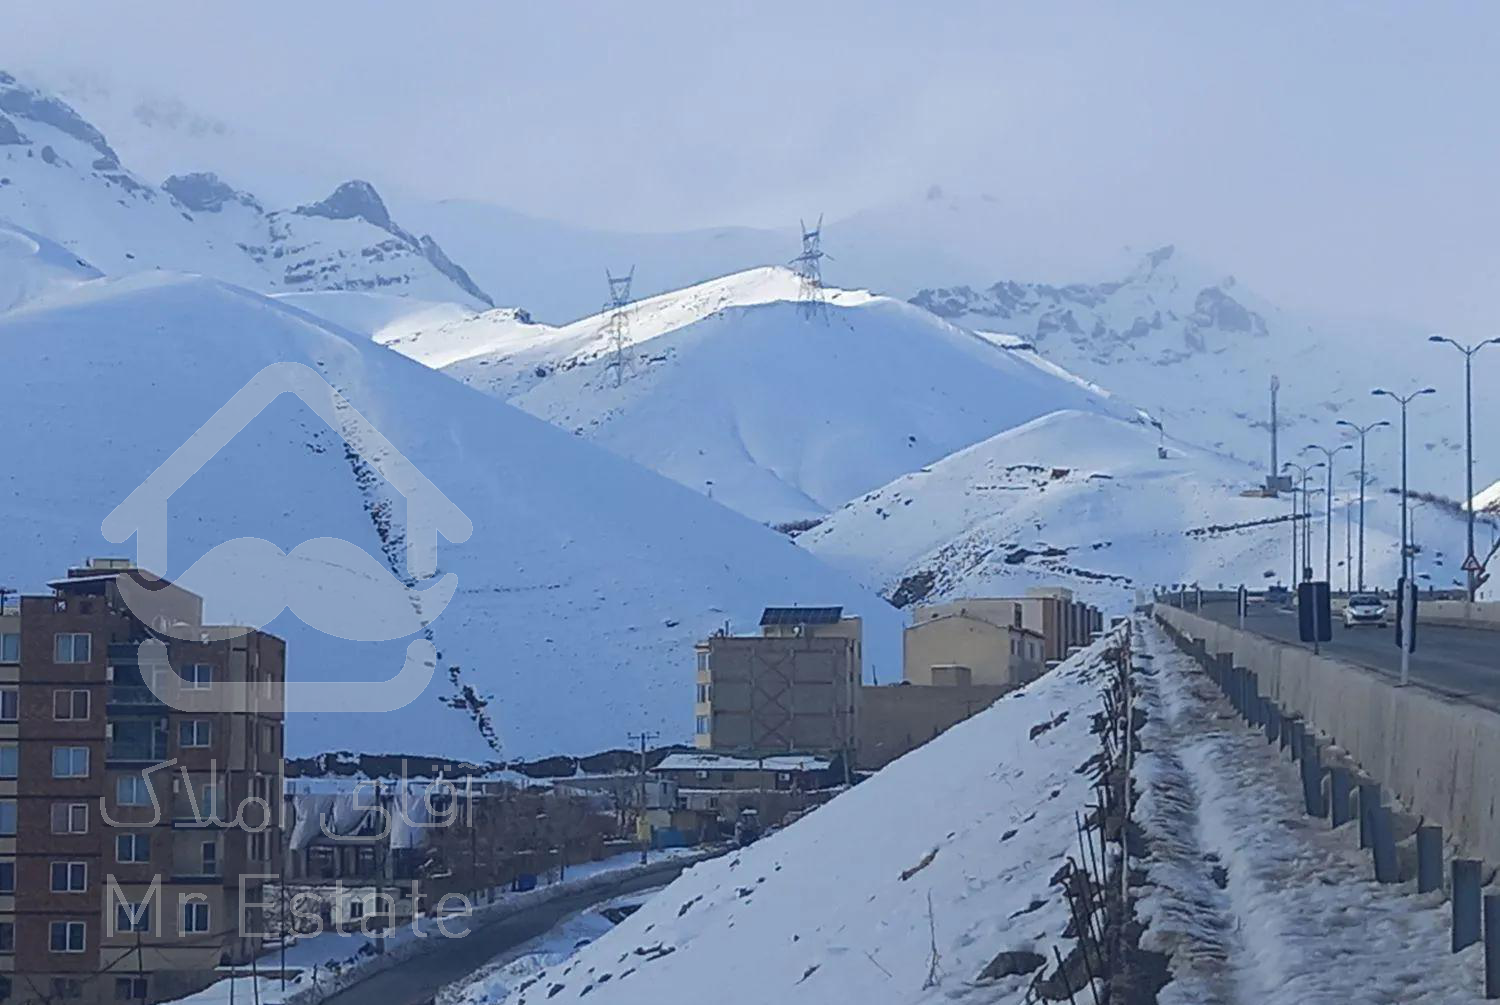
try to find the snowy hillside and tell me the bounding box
[0,273,902,761]
[497,633,1124,1005]
[802,410,1472,610]
[0,71,490,307]
[432,268,1133,524]
[0,219,101,311]
[911,246,1475,498]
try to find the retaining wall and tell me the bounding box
[1421,600,1500,632]
[1154,603,1500,866]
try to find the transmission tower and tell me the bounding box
[603,267,634,387]
[790,215,827,320]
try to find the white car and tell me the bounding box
[1343,593,1389,628]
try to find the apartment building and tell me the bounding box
[909,588,1102,671]
[693,607,861,761]
[902,603,1045,687]
[0,561,284,1005]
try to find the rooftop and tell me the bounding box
[656,752,832,773]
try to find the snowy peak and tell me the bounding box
[0,70,493,309]
[911,244,1271,359]
[296,179,396,231]
[0,70,119,167]
[162,171,262,213]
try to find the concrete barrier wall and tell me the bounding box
[1155,603,1500,865]
[1420,600,1500,632]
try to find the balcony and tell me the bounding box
[108,685,166,708]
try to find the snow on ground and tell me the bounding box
[0,218,101,310]
[438,886,667,1005]
[803,409,1469,611]
[1133,617,1482,1003]
[437,267,1131,524]
[0,272,903,760]
[495,630,1125,1005]
[272,290,480,357]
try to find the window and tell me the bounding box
[49,920,86,953]
[0,921,12,952]
[198,784,222,820]
[201,840,218,875]
[116,775,151,806]
[696,650,709,672]
[0,860,13,894]
[0,801,14,836]
[179,720,212,748]
[0,633,18,662]
[183,664,213,689]
[116,834,150,864]
[52,746,89,778]
[182,899,210,934]
[695,715,709,735]
[0,745,15,780]
[51,802,88,835]
[696,683,711,703]
[115,977,148,1001]
[53,689,90,721]
[53,633,91,664]
[50,861,87,893]
[0,687,15,721]
[51,978,82,999]
[115,901,150,934]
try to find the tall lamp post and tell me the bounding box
[1371,387,1437,588]
[1427,336,1500,600]
[1335,418,1389,592]
[1305,443,1353,583]
[1283,460,1323,582]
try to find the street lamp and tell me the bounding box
[1282,460,1323,582]
[1335,418,1390,591]
[1305,443,1353,584]
[1371,387,1438,588]
[1427,335,1500,599]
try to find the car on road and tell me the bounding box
[1343,593,1389,628]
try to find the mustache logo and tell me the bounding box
[120,537,456,643]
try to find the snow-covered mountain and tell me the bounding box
[0,272,902,761]
[0,70,490,308]
[802,410,1473,610]
[910,246,1477,500]
[424,267,1138,524]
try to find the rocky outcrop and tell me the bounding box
[163,171,263,213]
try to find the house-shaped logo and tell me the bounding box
[100,361,473,713]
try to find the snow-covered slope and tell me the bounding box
[0,71,490,308]
[0,219,101,311]
[271,290,481,358]
[911,246,1472,497]
[802,410,1471,610]
[0,273,902,761]
[497,632,1124,1005]
[434,268,1133,524]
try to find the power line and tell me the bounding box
[626,730,660,864]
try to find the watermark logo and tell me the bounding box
[100,361,473,713]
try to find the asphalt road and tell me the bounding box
[1193,600,1500,710]
[318,860,694,1005]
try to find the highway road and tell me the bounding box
[319,859,695,1005]
[1192,600,1500,710]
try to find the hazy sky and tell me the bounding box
[7,2,1500,329]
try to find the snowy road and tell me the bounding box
[317,863,693,1005]
[1132,617,1484,1003]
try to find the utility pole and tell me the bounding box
[790,216,827,320]
[604,267,634,387]
[1269,375,1281,491]
[1335,418,1389,591]
[1304,442,1352,582]
[626,731,660,864]
[1283,461,1322,582]
[1345,495,1353,594]
[1427,336,1500,600]
[1374,386,1437,686]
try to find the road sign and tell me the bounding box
[1463,554,1483,573]
[1298,581,1331,644]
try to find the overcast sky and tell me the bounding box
[7,2,1500,329]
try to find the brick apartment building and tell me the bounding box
[0,561,284,1005]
